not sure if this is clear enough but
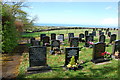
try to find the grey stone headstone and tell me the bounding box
[99,35,105,43]
[70,37,79,47]
[60,34,64,41]
[65,47,79,66]
[29,46,47,67]
[57,35,64,42]
[109,34,117,43]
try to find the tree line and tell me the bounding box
[1,1,35,53]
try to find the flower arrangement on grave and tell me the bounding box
[66,56,79,71]
[114,51,120,59]
[101,52,112,60]
[45,43,49,46]
[87,41,94,45]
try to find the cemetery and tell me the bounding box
[2,28,119,79]
[1,1,120,80]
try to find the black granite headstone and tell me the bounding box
[51,33,56,40]
[43,36,50,46]
[65,47,79,66]
[99,35,106,43]
[109,34,117,43]
[70,37,79,47]
[85,31,88,36]
[31,40,41,46]
[30,37,35,44]
[112,40,120,54]
[51,40,60,50]
[40,34,46,41]
[92,31,96,36]
[91,42,110,63]
[84,35,91,47]
[68,33,74,41]
[29,46,47,67]
[79,33,84,42]
[108,32,111,37]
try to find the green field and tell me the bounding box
[18,29,119,79]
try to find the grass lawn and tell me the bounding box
[17,29,119,79]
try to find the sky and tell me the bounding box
[22,2,118,26]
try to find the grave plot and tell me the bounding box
[27,46,51,74]
[50,40,61,55]
[70,37,79,47]
[91,42,112,63]
[112,40,120,59]
[42,36,50,46]
[65,47,79,66]
[109,34,117,44]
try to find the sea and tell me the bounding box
[34,23,118,29]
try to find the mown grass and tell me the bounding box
[17,29,119,79]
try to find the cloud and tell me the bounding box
[105,6,112,10]
[100,18,118,26]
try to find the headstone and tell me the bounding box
[70,37,79,47]
[29,46,47,67]
[92,31,96,36]
[51,33,56,40]
[31,40,40,46]
[60,34,64,41]
[27,46,51,73]
[101,32,104,35]
[112,40,120,58]
[91,42,109,63]
[85,31,88,36]
[57,35,64,42]
[51,40,60,50]
[43,36,50,46]
[108,32,111,37]
[79,33,84,42]
[30,37,35,44]
[65,47,79,66]
[99,30,102,35]
[89,34,94,41]
[99,35,106,43]
[40,34,46,41]
[68,33,74,41]
[84,35,91,47]
[109,34,117,43]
